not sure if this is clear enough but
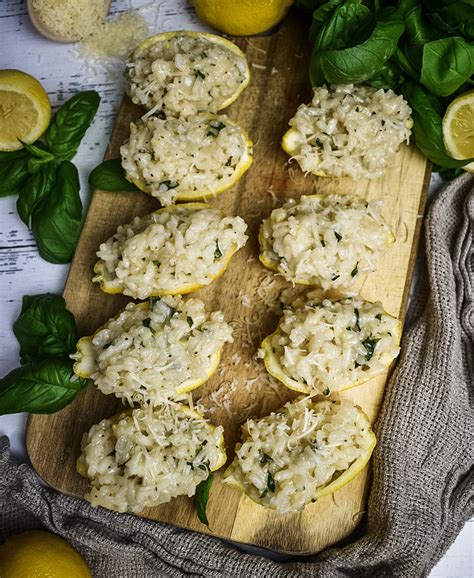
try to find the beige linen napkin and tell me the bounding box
[1,174,473,577]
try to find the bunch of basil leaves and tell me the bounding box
[0,294,88,415]
[296,0,474,176]
[0,91,100,263]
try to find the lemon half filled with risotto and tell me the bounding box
[93,203,248,299]
[223,397,376,513]
[260,296,402,395]
[259,194,394,289]
[282,84,413,179]
[120,113,253,205]
[126,31,250,116]
[77,404,226,513]
[72,297,233,405]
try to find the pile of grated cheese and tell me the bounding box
[31,0,148,60]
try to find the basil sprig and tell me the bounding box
[0,90,100,263]
[0,294,87,416]
[298,0,474,175]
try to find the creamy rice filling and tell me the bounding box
[126,33,248,116]
[78,405,224,513]
[87,297,233,405]
[286,84,412,178]
[260,194,392,288]
[96,205,248,299]
[121,113,249,205]
[226,398,373,513]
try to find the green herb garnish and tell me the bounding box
[267,471,276,493]
[362,337,380,361]
[195,472,213,526]
[334,232,342,242]
[214,242,223,260]
[159,180,179,191]
[195,70,205,80]
[207,121,226,137]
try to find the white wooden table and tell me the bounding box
[0,1,471,574]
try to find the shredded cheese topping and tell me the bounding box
[120,113,251,205]
[126,32,248,116]
[261,296,401,395]
[225,398,374,513]
[78,405,224,513]
[259,194,393,288]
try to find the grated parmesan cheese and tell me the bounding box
[224,397,375,513]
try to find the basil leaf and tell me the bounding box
[420,37,474,97]
[21,141,55,161]
[362,337,380,361]
[195,472,213,526]
[0,152,30,197]
[46,91,100,160]
[312,7,405,85]
[13,293,78,364]
[31,160,83,264]
[314,0,373,52]
[423,0,474,42]
[89,158,140,192]
[403,81,474,169]
[0,359,88,415]
[17,163,57,226]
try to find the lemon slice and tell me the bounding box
[77,404,227,514]
[193,0,294,36]
[260,296,402,395]
[71,298,232,404]
[0,69,51,151]
[223,398,376,512]
[443,89,474,173]
[127,31,250,115]
[93,202,247,299]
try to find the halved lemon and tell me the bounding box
[77,403,227,514]
[127,31,250,114]
[71,299,229,403]
[443,89,474,173]
[0,69,51,151]
[260,297,402,395]
[93,202,246,298]
[124,115,253,203]
[223,398,376,512]
[0,530,91,578]
[258,194,395,289]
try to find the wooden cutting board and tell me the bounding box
[26,10,430,554]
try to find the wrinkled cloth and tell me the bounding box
[1,174,473,578]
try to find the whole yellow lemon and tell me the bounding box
[0,530,92,578]
[193,0,295,36]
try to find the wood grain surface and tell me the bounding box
[26,11,430,554]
